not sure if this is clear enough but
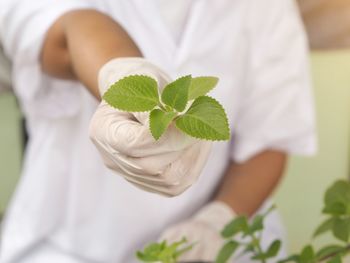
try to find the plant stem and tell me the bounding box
[158,103,167,111]
[250,234,267,263]
[318,245,350,262]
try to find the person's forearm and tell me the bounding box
[41,10,142,99]
[215,150,287,217]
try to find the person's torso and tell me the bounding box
[2,1,267,262]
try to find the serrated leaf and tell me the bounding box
[103,75,159,112]
[161,75,191,112]
[316,245,344,260]
[332,217,350,242]
[149,109,176,140]
[265,240,282,258]
[215,240,239,263]
[313,217,334,238]
[221,216,249,238]
[175,96,230,141]
[188,76,219,100]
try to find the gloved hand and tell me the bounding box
[159,201,236,261]
[89,58,212,196]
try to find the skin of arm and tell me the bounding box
[215,150,287,217]
[40,9,142,99]
[40,9,286,218]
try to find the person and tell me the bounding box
[0,44,11,94]
[0,0,316,262]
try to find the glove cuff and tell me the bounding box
[98,57,172,96]
[193,201,236,232]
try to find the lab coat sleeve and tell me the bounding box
[0,0,95,118]
[231,0,317,163]
[0,44,11,93]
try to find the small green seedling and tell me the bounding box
[217,205,281,263]
[136,238,194,263]
[103,75,230,141]
[134,180,350,263]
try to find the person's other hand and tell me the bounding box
[159,201,235,261]
[89,58,212,196]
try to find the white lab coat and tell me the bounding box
[0,45,11,93]
[0,0,316,262]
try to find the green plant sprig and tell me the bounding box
[103,75,230,141]
[134,181,350,263]
[216,205,281,263]
[217,181,350,263]
[281,180,350,263]
[136,238,194,263]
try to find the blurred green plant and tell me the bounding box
[216,205,280,263]
[136,179,350,263]
[278,180,350,263]
[136,238,194,263]
[217,180,350,263]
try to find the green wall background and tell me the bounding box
[274,50,350,252]
[0,94,22,216]
[0,51,349,253]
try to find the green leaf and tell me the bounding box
[252,253,267,261]
[323,203,348,216]
[299,245,316,263]
[313,217,334,238]
[323,180,350,216]
[249,215,264,234]
[161,75,191,112]
[136,238,193,263]
[174,243,196,259]
[277,255,300,263]
[136,251,157,262]
[188,76,219,100]
[265,240,282,258]
[327,255,342,263]
[316,245,344,260]
[161,237,191,260]
[103,75,160,112]
[221,216,249,238]
[215,240,239,263]
[136,242,164,262]
[143,242,164,255]
[332,217,350,242]
[149,109,176,140]
[175,96,230,141]
[245,243,255,253]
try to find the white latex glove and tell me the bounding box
[89,58,212,196]
[159,201,236,262]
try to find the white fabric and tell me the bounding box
[0,0,316,262]
[0,44,11,93]
[155,0,194,43]
[14,242,86,263]
[159,201,235,261]
[90,57,212,196]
